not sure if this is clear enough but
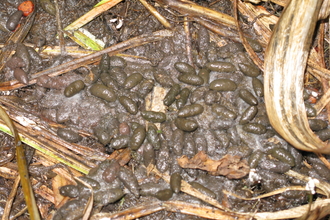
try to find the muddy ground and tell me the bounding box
[0,0,330,219]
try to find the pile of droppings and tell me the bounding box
[0,0,330,219]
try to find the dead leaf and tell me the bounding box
[177,151,249,179]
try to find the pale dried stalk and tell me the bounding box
[156,0,236,28]
[138,0,172,29]
[264,0,330,153]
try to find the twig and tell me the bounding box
[155,0,237,29]
[233,0,264,71]
[1,176,20,220]
[193,17,241,42]
[54,0,66,55]
[183,17,194,67]
[64,0,123,31]
[138,0,173,29]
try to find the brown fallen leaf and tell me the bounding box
[177,151,249,179]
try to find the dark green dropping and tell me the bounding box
[170,172,182,193]
[93,128,111,145]
[190,87,208,103]
[146,123,161,150]
[243,123,266,134]
[248,150,265,169]
[97,188,124,205]
[174,118,199,132]
[176,88,190,109]
[227,145,252,158]
[239,106,258,125]
[198,67,211,84]
[16,43,31,73]
[99,54,110,73]
[305,102,316,117]
[155,189,173,201]
[204,90,222,105]
[210,118,234,130]
[178,104,204,117]
[210,79,237,91]
[190,182,216,199]
[247,38,263,52]
[100,72,118,90]
[118,167,140,198]
[308,119,328,131]
[130,125,146,150]
[89,84,116,102]
[102,160,120,183]
[6,10,23,31]
[59,185,79,198]
[85,67,100,84]
[178,74,204,86]
[141,111,166,123]
[40,0,56,15]
[57,128,82,143]
[172,129,184,155]
[153,69,174,87]
[164,84,181,106]
[211,104,237,120]
[238,63,260,77]
[64,80,85,97]
[303,89,309,100]
[110,135,130,149]
[174,62,196,74]
[109,56,127,68]
[316,128,330,141]
[123,73,143,89]
[252,78,264,97]
[269,147,295,167]
[119,96,138,115]
[205,61,236,72]
[143,143,155,166]
[78,177,101,190]
[239,89,258,105]
[138,79,154,98]
[109,67,127,86]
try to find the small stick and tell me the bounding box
[183,17,194,67]
[1,176,20,220]
[54,0,66,55]
[156,0,237,28]
[233,0,264,71]
[139,0,173,29]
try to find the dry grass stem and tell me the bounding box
[1,176,20,220]
[138,0,172,29]
[156,0,237,28]
[233,0,264,71]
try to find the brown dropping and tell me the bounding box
[6,56,25,69]
[102,160,121,183]
[13,68,29,84]
[177,151,249,179]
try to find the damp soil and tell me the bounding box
[0,0,330,219]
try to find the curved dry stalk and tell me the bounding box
[264,0,330,153]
